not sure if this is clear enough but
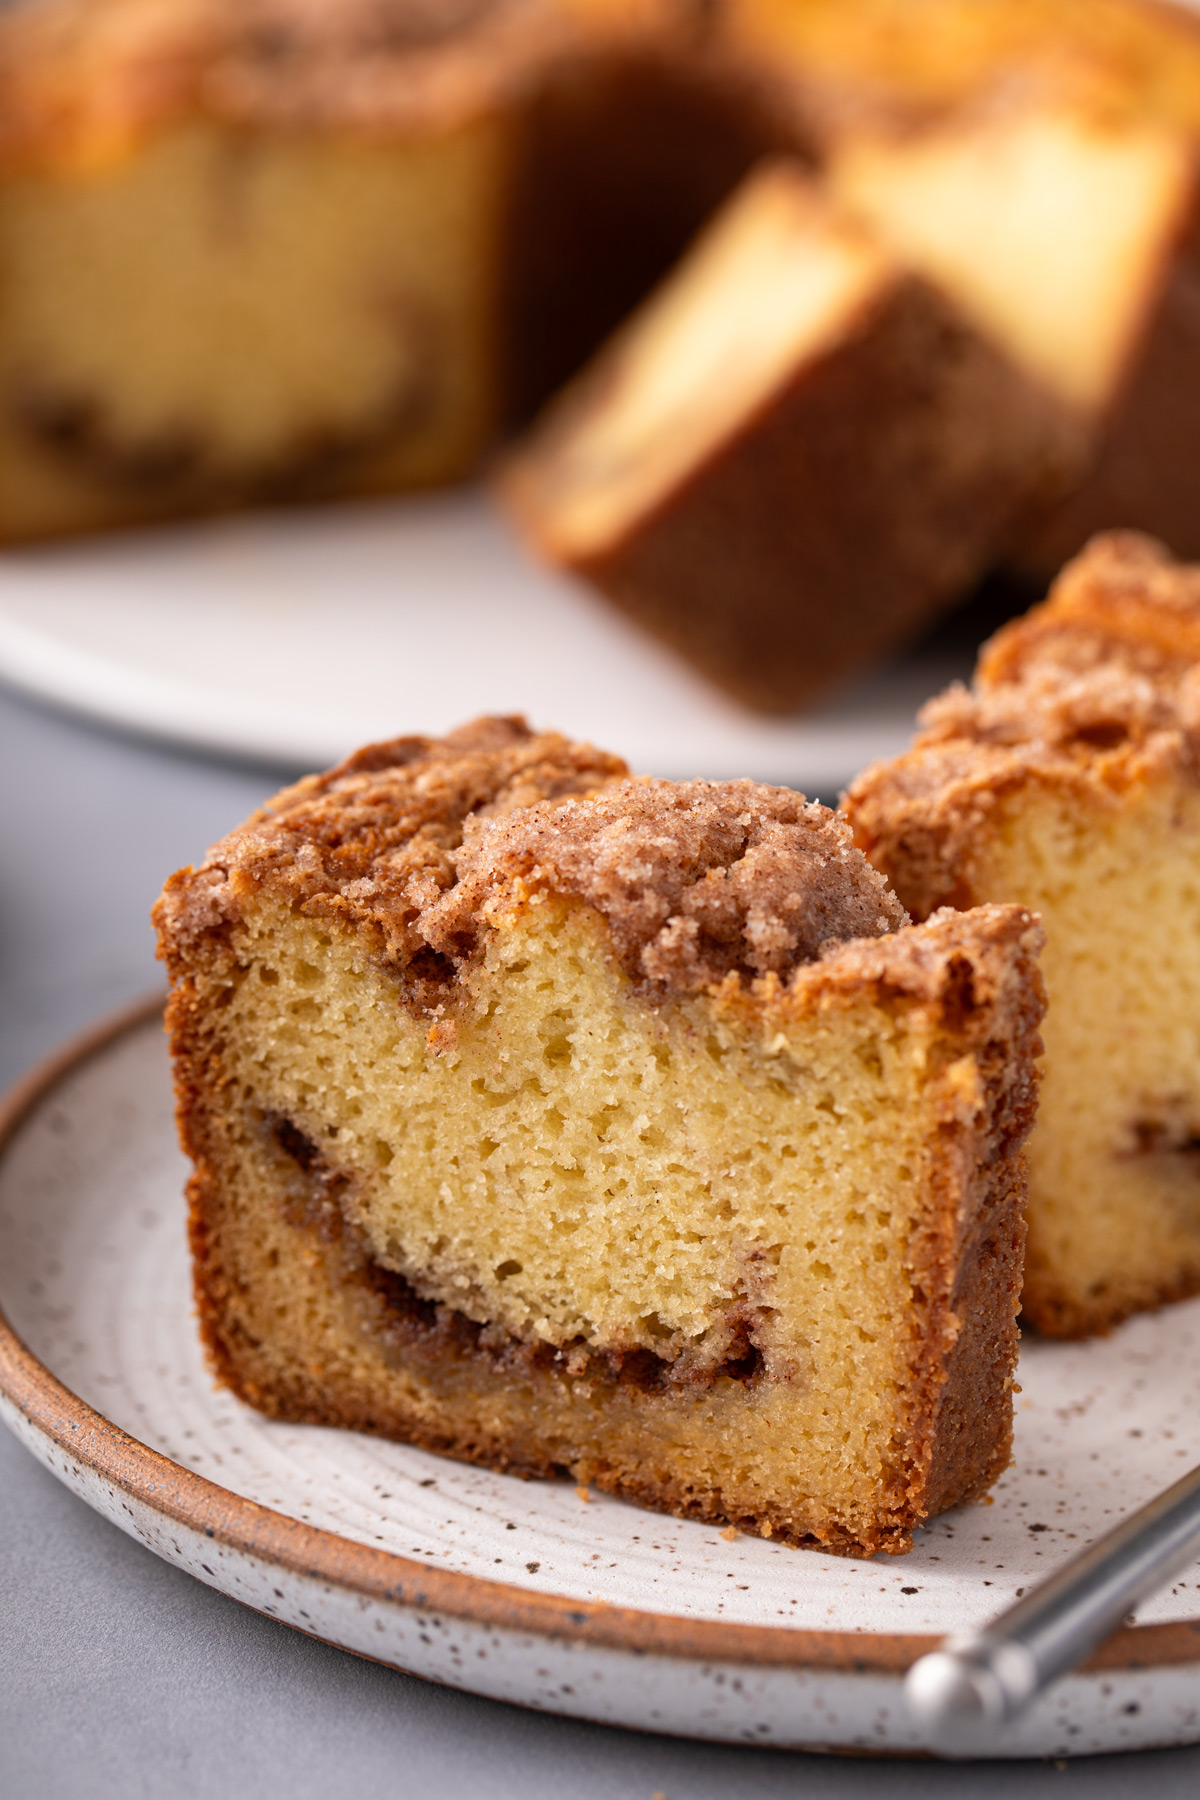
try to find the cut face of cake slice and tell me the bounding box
[155,716,1044,1555]
[500,160,1079,714]
[827,102,1200,567]
[844,532,1200,1337]
[0,116,512,540]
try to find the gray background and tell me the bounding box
[3,681,1199,1798]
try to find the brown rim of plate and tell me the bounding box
[1,997,1199,1679]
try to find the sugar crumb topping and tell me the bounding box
[841,532,1200,920]
[156,715,908,1004]
[434,776,907,990]
[919,532,1200,763]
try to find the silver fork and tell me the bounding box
[906,1459,1200,1755]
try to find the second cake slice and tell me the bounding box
[845,533,1200,1337]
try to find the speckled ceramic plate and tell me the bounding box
[3,1002,1200,1759]
[0,491,980,790]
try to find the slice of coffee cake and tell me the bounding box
[155,716,1043,1555]
[845,532,1200,1337]
[500,161,1077,714]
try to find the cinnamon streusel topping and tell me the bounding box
[155,715,907,1006]
[429,777,907,991]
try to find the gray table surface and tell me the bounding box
[3,681,1200,1800]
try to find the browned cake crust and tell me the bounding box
[6,0,1200,633]
[156,718,1043,1555]
[728,3,1200,584]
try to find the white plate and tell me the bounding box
[3,1003,1200,1759]
[0,492,979,788]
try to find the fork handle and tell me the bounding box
[905,1458,1200,1754]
